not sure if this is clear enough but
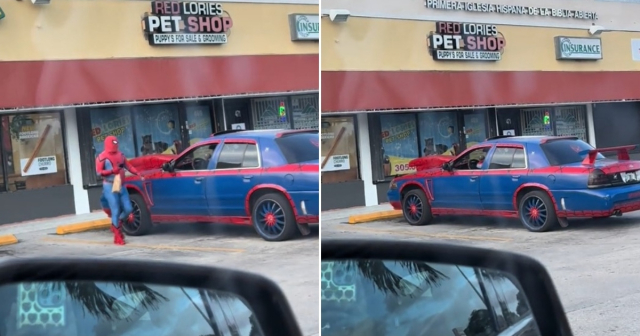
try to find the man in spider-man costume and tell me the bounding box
[96,135,142,245]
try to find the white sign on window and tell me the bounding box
[21,156,57,176]
[231,123,246,130]
[321,154,351,172]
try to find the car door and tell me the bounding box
[431,146,491,210]
[206,139,261,217]
[149,141,218,217]
[479,144,528,211]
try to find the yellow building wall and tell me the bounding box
[321,16,640,72]
[0,0,318,62]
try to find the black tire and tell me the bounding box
[518,190,558,232]
[402,189,433,226]
[252,193,297,242]
[122,193,153,236]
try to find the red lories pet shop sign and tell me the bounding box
[428,21,506,61]
[142,1,233,46]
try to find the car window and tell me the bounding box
[452,147,490,170]
[216,143,260,169]
[487,147,526,170]
[242,144,260,168]
[174,144,217,171]
[540,139,605,166]
[321,261,500,336]
[274,132,319,164]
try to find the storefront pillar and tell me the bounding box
[356,113,378,206]
[64,108,91,215]
[586,103,597,147]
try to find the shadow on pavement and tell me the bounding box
[150,222,320,240]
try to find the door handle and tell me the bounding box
[511,175,521,180]
[194,177,204,184]
[243,175,253,180]
[470,176,479,182]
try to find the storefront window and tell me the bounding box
[519,106,587,142]
[321,116,358,183]
[90,107,135,159]
[132,104,181,156]
[185,105,213,149]
[4,112,67,191]
[292,95,319,130]
[418,111,459,157]
[380,113,419,177]
[251,97,291,130]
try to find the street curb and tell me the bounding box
[348,210,402,224]
[56,219,111,235]
[0,234,18,246]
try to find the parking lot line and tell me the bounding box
[40,237,245,253]
[338,227,513,242]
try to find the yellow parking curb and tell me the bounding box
[0,234,18,246]
[56,218,111,235]
[348,210,402,224]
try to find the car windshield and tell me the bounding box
[321,260,537,336]
[275,133,319,164]
[540,139,605,166]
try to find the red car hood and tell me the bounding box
[128,154,176,172]
[408,155,452,171]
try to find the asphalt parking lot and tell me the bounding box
[323,208,640,336]
[0,219,319,336]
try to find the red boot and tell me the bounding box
[111,225,125,245]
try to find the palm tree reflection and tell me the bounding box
[57,282,167,322]
[340,260,448,296]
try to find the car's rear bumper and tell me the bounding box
[289,191,319,219]
[553,184,640,217]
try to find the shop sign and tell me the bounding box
[554,37,602,60]
[321,154,350,172]
[289,14,319,41]
[142,1,233,46]
[428,22,505,61]
[21,156,57,177]
[0,6,5,21]
[425,1,598,20]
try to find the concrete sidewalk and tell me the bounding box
[321,203,400,224]
[0,211,108,242]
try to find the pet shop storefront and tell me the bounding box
[320,0,640,210]
[0,0,318,223]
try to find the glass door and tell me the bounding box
[462,110,488,148]
[184,104,214,149]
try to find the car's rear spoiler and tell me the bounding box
[582,144,637,165]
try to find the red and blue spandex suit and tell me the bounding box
[95,135,139,245]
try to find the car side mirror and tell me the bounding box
[442,162,452,171]
[0,258,303,336]
[162,161,174,172]
[322,239,574,336]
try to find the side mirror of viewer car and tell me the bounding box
[0,258,303,336]
[321,239,574,336]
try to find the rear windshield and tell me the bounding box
[540,139,605,166]
[275,132,319,164]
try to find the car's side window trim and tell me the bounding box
[214,140,262,171]
[173,141,220,172]
[487,144,528,170]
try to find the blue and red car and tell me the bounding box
[388,135,640,232]
[120,129,319,242]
